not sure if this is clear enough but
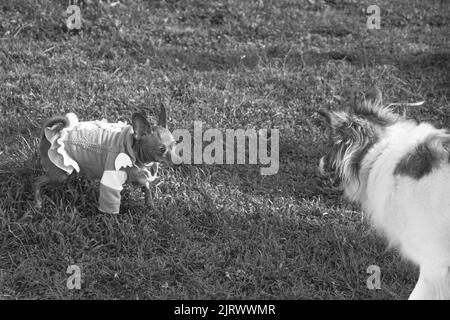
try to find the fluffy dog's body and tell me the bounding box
[319,88,450,299]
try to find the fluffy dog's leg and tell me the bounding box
[409,265,450,300]
[409,268,429,300]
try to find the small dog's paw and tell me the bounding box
[144,193,152,206]
[35,199,42,210]
[143,188,153,207]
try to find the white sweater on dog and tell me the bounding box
[44,113,158,214]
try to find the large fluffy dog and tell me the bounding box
[319,87,450,299]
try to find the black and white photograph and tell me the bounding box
[0,0,449,306]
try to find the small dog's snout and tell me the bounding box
[170,156,182,167]
[168,149,183,167]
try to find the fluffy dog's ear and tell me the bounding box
[132,113,152,140]
[361,86,383,111]
[158,103,167,128]
[317,107,331,123]
[318,108,347,128]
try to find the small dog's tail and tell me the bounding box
[40,115,70,139]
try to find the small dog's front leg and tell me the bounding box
[143,186,152,206]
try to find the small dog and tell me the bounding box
[35,105,181,214]
[318,87,450,299]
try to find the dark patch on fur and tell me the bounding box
[394,142,436,179]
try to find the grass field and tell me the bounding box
[0,0,449,300]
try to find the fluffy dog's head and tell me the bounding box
[318,87,402,200]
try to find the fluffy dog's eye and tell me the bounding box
[159,146,166,154]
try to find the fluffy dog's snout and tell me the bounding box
[318,156,328,176]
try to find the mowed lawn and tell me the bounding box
[0,0,449,299]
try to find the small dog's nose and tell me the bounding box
[168,151,183,166]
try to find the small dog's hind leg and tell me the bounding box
[34,173,69,209]
[35,136,69,209]
[34,175,52,209]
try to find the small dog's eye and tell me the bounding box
[159,146,166,154]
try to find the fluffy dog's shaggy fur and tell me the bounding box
[319,87,450,299]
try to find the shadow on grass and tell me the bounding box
[166,130,343,208]
[0,126,417,299]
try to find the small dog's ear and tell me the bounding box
[132,113,152,140]
[158,103,167,128]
